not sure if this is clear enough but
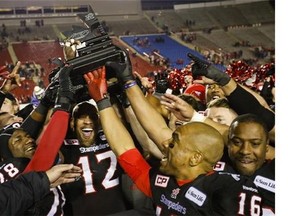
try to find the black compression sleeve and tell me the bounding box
[21,103,48,138]
[226,84,275,131]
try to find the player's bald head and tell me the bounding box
[177,122,224,166]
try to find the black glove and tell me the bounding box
[155,79,169,94]
[187,53,231,86]
[40,80,59,108]
[57,65,76,100]
[54,65,83,112]
[154,71,169,94]
[105,47,134,84]
[48,66,61,83]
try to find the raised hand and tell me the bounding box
[57,65,83,100]
[134,71,153,89]
[54,64,83,112]
[0,61,23,92]
[83,66,108,102]
[188,53,231,86]
[105,47,134,84]
[160,93,194,122]
[84,66,111,111]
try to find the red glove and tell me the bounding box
[83,66,108,102]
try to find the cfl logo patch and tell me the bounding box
[155,175,169,187]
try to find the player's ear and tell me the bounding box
[70,117,75,131]
[189,151,203,166]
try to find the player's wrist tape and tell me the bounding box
[190,110,206,122]
[97,98,112,111]
[124,80,137,90]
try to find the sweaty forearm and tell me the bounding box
[126,84,172,146]
[125,106,164,158]
[100,106,135,156]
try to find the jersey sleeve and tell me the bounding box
[118,148,152,197]
[23,111,69,173]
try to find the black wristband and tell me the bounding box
[54,103,72,113]
[97,98,112,111]
[54,96,73,113]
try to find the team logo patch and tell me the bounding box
[254,175,275,193]
[98,130,107,141]
[171,188,180,199]
[155,175,169,187]
[185,186,206,206]
[99,133,106,141]
[64,139,80,145]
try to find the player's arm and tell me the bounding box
[21,78,59,139]
[23,111,70,172]
[124,105,164,159]
[105,49,172,151]
[189,53,275,134]
[23,65,80,172]
[84,66,152,197]
[125,83,172,151]
[0,164,82,215]
[160,93,229,143]
[100,104,152,196]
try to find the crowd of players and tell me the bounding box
[0,36,275,215]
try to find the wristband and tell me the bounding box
[190,110,206,122]
[97,98,112,111]
[53,103,72,113]
[53,96,73,113]
[124,81,137,90]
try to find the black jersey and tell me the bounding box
[61,129,128,215]
[0,171,50,215]
[0,157,29,182]
[0,158,65,215]
[251,159,275,214]
[214,156,275,215]
[150,169,263,216]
